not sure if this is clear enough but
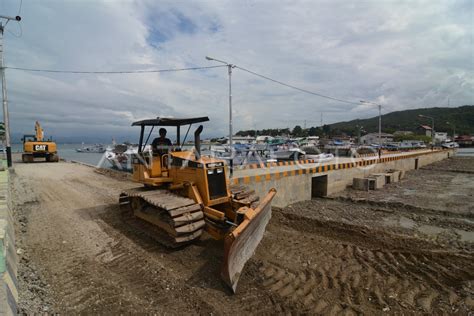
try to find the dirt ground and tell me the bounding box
[11,155,474,314]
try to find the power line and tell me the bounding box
[235,65,359,105]
[8,61,361,105]
[5,64,227,74]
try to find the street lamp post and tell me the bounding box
[205,56,235,175]
[0,14,21,168]
[360,101,382,147]
[418,114,435,146]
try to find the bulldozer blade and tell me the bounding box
[221,188,277,293]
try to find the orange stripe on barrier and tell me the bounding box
[243,176,250,184]
[265,173,271,181]
[254,175,261,183]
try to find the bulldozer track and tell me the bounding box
[119,187,204,247]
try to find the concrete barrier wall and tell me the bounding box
[0,163,17,316]
[238,150,453,208]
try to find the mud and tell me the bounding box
[421,156,474,173]
[11,156,474,314]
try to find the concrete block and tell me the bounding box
[367,178,377,190]
[371,173,388,185]
[368,174,385,189]
[399,170,406,180]
[387,169,401,182]
[390,171,400,183]
[353,178,370,191]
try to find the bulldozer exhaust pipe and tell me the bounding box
[194,125,203,156]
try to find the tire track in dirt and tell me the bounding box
[254,210,474,314]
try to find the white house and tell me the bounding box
[434,132,448,143]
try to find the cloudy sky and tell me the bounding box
[2,0,473,142]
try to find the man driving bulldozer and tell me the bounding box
[152,128,172,155]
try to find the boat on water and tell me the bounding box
[268,143,306,161]
[76,143,106,153]
[105,143,151,170]
[305,153,335,163]
[442,141,459,149]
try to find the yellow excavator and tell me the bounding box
[119,117,276,292]
[22,121,59,163]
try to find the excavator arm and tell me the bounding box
[35,121,44,141]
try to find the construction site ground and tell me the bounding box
[11,155,474,314]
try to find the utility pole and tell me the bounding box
[227,63,233,168]
[205,56,235,175]
[378,104,382,147]
[0,14,21,168]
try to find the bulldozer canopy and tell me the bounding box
[132,117,209,127]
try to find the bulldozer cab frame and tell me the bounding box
[133,116,210,154]
[130,116,219,194]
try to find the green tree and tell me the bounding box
[292,125,303,137]
[308,126,318,136]
[322,124,331,135]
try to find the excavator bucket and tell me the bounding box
[221,188,277,293]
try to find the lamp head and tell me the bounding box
[15,16,21,21]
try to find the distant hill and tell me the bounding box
[329,105,474,136]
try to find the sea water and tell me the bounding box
[456,148,474,157]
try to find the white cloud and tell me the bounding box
[2,0,472,141]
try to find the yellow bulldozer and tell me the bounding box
[22,121,59,163]
[119,117,276,292]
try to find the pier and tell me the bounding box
[232,149,453,207]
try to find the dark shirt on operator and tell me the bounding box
[151,137,172,155]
